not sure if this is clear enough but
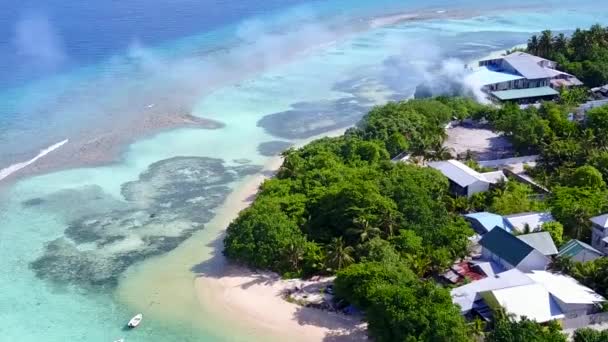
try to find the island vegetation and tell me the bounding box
[526,24,608,87]
[222,23,608,338]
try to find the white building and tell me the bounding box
[428,160,506,198]
[591,214,608,254]
[503,212,555,234]
[452,269,605,324]
[558,239,603,263]
[473,52,583,103]
[479,228,551,273]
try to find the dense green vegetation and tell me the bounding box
[553,257,608,298]
[573,327,608,342]
[224,98,487,340]
[224,98,487,279]
[473,101,608,240]
[486,316,566,342]
[223,92,608,340]
[526,24,608,87]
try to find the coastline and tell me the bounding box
[195,265,367,342]
[0,111,224,185]
[115,128,359,341]
[0,7,488,185]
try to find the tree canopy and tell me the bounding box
[526,25,608,87]
[486,316,566,342]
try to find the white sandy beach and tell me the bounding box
[196,265,366,342]
[192,127,366,341]
[116,128,366,341]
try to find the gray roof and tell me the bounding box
[558,239,603,259]
[491,87,559,101]
[503,52,553,79]
[428,160,488,188]
[591,214,608,228]
[503,212,554,233]
[451,269,534,313]
[479,228,534,266]
[517,232,558,256]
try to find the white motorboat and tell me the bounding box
[113,339,124,342]
[127,314,143,328]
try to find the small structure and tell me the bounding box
[528,271,606,316]
[558,239,603,263]
[474,52,583,103]
[428,160,506,197]
[517,232,558,257]
[503,212,554,233]
[590,214,608,254]
[481,283,564,323]
[464,212,510,235]
[491,87,559,103]
[479,228,551,272]
[441,260,488,284]
[591,84,608,99]
[451,269,535,316]
[452,269,606,324]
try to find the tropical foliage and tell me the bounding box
[526,25,608,87]
[486,316,566,342]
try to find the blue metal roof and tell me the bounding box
[464,212,510,234]
[467,66,524,86]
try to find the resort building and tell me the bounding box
[464,212,510,235]
[503,212,554,233]
[471,52,583,103]
[428,160,506,197]
[517,232,558,257]
[558,239,603,263]
[479,228,551,272]
[452,269,606,325]
[591,214,608,254]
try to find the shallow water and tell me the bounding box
[1,1,608,341]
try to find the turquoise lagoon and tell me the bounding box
[1,2,608,341]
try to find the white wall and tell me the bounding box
[592,227,608,254]
[572,250,601,263]
[517,250,550,272]
[481,247,514,270]
[467,180,490,198]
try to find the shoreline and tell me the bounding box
[195,265,367,342]
[115,128,358,341]
[0,7,490,185]
[193,128,367,340]
[0,111,224,185]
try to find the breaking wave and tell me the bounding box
[0,139,68,181]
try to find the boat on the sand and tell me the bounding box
[127,314,143,328]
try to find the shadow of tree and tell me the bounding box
[293,306,367,341]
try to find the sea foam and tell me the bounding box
[0,139,68,181]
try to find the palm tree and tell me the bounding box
[552,33,568,55]
[527,35,539,55]
[538,30,554,58]
[467,318,486,340]
[426,145,454,161]
[283,241,305,271]
[378,211,400,238]
[325,237,355,271]
[405,254,432,277]
[346,217,382,243]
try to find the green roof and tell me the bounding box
[558,239,602,259]
[491,87,559,101]
[479,228,533,266]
